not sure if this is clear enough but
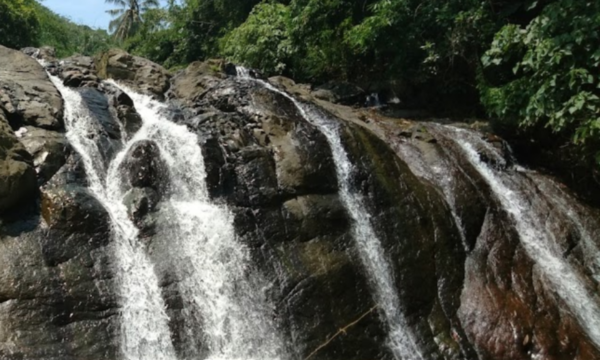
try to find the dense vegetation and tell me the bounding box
[0,0,598,182]
[121,0,600,169]
[0,0,113,57]
[481,0,600,161]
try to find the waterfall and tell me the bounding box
[47,66,286,360]
[394,139,470,251]
[522,172,600,283]
[46,76,178,360]
[440,125,600,348]
[108,82,286,360]
[236,68,423,360]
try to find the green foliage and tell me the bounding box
[0,0,113,57]
[2,0,595,169]
[343,0,500,97]
[0,0,39,49]
[218,0,504,105]
[125,0,262,67]
[480,0,600,155]
[106,0,160,42]
[34,2,114,57]
[285,0,362,81]
[220,3,293,74]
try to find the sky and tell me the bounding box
[41,0,168,30]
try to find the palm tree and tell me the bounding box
[106,0,160,42]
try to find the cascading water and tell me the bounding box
[525,173,600,283]
[47,65,286,360]
[46,75,177,360]
[108,82,286,360]
[236,68,423,360]
[438,124,600,348]
[394,138,470,251]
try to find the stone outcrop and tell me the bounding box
[0,45,68,213]
[1,48,600,360]
[0,110,36,212]
[312,81,366,106]
[18,126,70,183]
[59,55,100,88]
[167,71,477,359]
[122,140,169,193]
[166,59,235,107]
[21,46,57,63]
[0,45,63,130]
[95,48,171,99]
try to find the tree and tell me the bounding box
[480,0,600,160]
[0,0,39,49]
[106,0,159,42]
[221,3,293,75]
[32,1,113,57]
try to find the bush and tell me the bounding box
[0,0,39,49]
[221,3,294,75]
[33,2,113,57]
[480,0,600,162]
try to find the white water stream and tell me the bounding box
[394,140,470,251]
[236,68,423,360]
[524,172,600,283]
[47,75,177,360]
[442,125,600,348]
[49,68,285,360]
[110,82,286,360]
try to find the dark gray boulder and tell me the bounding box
[40,184,109,235]
[18,126,70,183]
[123,186,160,236]
[166,59,231,106]
[100,81,142,140]
[95,48,171,99]
[122,140,169,194]
[59,55,100,88]
[169,75,396,360]
[312,81,366,106]
[0,45,64,130]
[0,111,37,212]
[79,88,121,140]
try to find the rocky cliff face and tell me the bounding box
[1,45,600,360]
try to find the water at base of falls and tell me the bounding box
[235,67,423,360]
[439,125,600,349]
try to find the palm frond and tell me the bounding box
[142,0,160,7]
[104,0,127,6]
[109,14,125,33]
[106,0,158,41]
[106,8,125,16]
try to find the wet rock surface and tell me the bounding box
[0,110,37,212]
[59,55,100,88]
[1,147,118,360]
[18,126,70,183]
[312,81,366,106]
[1,48,600,360]
[372,120,600,360]
[0,45,64,130]
[0,45,66,212]
[95,48,171,99]
[122,140,169,194]
[123,186,160,237]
